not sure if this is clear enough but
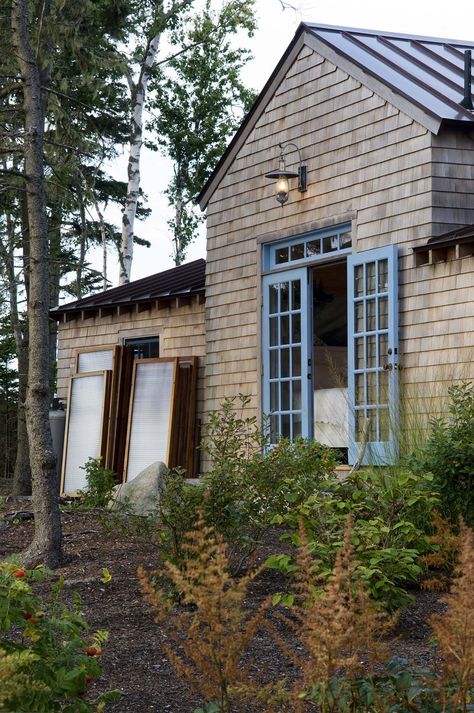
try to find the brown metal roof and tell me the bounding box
[51,258,206,318]
[198,23,474,209]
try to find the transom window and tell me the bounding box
[266,224,352,270]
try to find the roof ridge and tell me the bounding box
[302,22,474,47]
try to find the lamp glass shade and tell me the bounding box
[276,175,289,204]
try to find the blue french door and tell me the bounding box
[348,246,399,464]
[262,268,312,444]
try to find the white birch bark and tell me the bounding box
[119,32,162,285]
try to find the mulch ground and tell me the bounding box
[0,497,445,712]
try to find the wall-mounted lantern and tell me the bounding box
[265,142,307,206]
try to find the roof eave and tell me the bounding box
[197,26,309,211]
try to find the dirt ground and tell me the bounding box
[0,497,445,713]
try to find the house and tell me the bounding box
[197,23,474,465]
[55,23,474,480]
[51,259,206,486]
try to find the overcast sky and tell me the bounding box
[99,0,474,284]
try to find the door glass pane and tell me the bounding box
[270,414,279,444]
[355,373,364,405]
[379,408,389,440]
[354,302,364,333]
[366,299,376,331]
[269,285,279,314]
[281,414,291,439]
[367,371,376,404]
[366,262,376,294]
[378,259,388,292]
[290,243,305,261]
[270,350,278,378]
[378,296,388,329]
[355,337,364,369]
[367,335,376,368]
[291,313,301,343]
[291,281,301,310]
[292,347,301,376]
[293,412,302,438]
[270,382,279,411]
[270,317,278,346]
[379,370,388,404]
[276,247,288,264]
[368,411,377,441]
[280,283,289,312]
[292,379,302,410]
[378,334,388,367]
[354,265,364,297]
[281,381,290,410]
[281,348,290,378]
[355,410,366,441]
[280,315,289,344]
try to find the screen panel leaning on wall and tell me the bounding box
[61,371,112,493]
[124,358,178,482]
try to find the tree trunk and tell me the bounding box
[11,0,62,567]
[0,208,31,494]
[13,341,31,494]
[172,168,185,266]
[119,31,162,285]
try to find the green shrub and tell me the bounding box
[267,468,439,609]
[408,381,474,526]
[157,468,206,568]
[77,458,116,509]
[158,396,337,575]
[0,560,119,712]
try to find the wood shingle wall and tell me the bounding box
[56,298,206,422]
[204,44,472,431]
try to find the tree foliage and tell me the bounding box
[149,0,257,264]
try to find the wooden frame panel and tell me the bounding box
[61,370,112,494]
[123,358,178,483]
[169,356,198,477]
[75,345,115,374]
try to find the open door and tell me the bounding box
[348,246,399,465]
[262,268,312,443]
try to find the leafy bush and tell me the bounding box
[409,381,474,526]
[158,396,337,574]
[267,468,439,609]
[0,560,119,712]
[77,458,116,509]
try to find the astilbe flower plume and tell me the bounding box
[138,510,274,713]
[429,522,474,710]
[272,518,394,712]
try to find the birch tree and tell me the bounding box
[119,0,194,284]
[150,0,256,265]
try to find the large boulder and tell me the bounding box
[108,461,167,516]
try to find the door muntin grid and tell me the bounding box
[263,268,310,444]
[348,246,398,464]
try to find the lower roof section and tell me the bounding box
[51,258,206,320]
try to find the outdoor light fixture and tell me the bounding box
[265,142,307,206]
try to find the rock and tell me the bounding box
[108,461,167,516]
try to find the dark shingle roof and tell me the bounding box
[51,258,206,319]
[305,24,474,125]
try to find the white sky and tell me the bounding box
[98,0,474,285]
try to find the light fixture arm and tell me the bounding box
[278,142,307,193]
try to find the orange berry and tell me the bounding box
[14,570,26,578]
